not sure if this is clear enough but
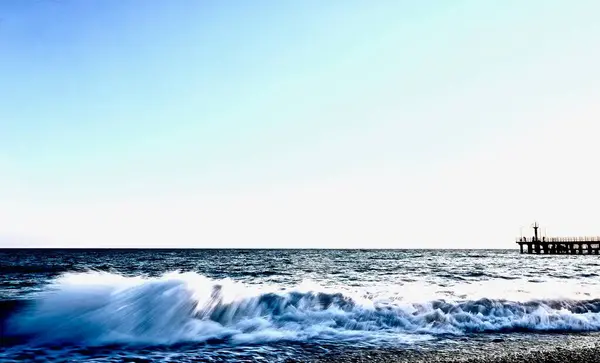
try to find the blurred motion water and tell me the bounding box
[1,249,599,362]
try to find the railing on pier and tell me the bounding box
[515,236,600,243]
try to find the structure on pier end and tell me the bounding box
[516,222,600,255]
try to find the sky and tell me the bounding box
[1,0,600,248]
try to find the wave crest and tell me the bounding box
[5,271,600,346]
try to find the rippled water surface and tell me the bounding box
[1,249,599,362]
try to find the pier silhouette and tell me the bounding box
[516,222,600,254]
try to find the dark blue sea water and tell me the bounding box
[1,249,600,362]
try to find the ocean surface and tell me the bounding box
[1,249,600,362]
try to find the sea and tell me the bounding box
[1,249,600,362]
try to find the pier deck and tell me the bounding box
[515,222,600,254]
[516,236,600,254]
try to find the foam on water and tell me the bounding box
[5,271,600,347]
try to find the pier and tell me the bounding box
[516,222,600,254]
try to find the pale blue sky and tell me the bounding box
[1,1,600,247]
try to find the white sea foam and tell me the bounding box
[7,271,600,346]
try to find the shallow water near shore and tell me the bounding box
[2,249,600,362]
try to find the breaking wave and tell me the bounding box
[4,271,600,347]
